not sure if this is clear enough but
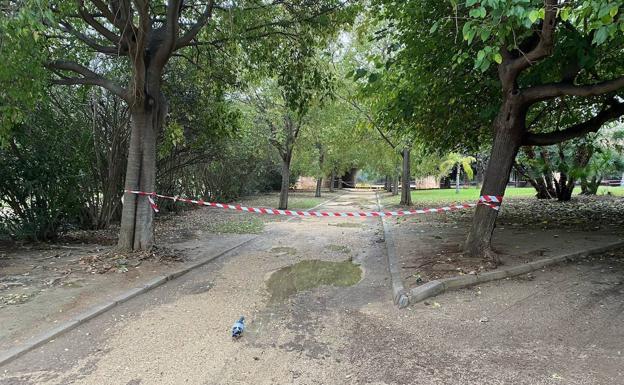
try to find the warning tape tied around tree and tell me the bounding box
[125,190,503,217]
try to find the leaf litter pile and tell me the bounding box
[409,195,624,231]
[393,195,624,288]
[78,246,185,274]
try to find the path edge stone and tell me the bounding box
[375,193,409,308]
[407,240,624,305]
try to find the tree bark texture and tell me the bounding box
[118,95,165,250]
[392,174,399,196]
[465,96,526,262]
[400,147,412,206]
[279,156,291,210]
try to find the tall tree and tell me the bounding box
[458,0,624,260]
[43,0,220,250]
[40,0,351,249]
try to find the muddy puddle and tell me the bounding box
[266,260,362,302]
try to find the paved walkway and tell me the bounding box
[1,191,623,384]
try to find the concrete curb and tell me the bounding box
[375,193,409,308]
[0,193,342,368]
[407,240,624,305]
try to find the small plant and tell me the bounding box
[439,153,476,194]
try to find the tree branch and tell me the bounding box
[522,101,624,146]
[90,0,125,30]
[77,0,122,44]
[176,0,214,49]
[151,0,182,69]
[523,76,624,102]
[499,0,559,86]
[57,20,122,55]
[47,60,129,101]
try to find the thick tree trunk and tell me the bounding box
[315,177,322,198]
[465,97,525,262]
[118,107,158,250]
[279,156,291,209]
[329,169,335,192]
[400,148,412,205]
[455,164,461,194]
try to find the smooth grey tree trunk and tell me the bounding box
[119,108,157,250]
[400,147,412,205]
[392,174,399,196]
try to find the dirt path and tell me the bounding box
[1,190,623,385]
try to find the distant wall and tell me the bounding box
[295,176,317,190]
[414,176,438,189]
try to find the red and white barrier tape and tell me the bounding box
[125,190,503,216]
[478,195,503,211]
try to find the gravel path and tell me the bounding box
[1,190,623,385]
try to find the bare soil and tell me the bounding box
[1,190,623,385]
[384,194,624,287]
[0,191,334,351]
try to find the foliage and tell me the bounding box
[0,93,92,240]
[0,1,50,144]
[459,0,624,71]
[439,153,476,179]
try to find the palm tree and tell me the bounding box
[439,153,476,194]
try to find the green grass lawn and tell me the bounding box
[382,186,624,206]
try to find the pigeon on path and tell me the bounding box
[232,316,245,339]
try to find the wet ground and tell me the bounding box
[1,190,623,384]
[0,192,335,352]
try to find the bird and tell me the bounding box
[231,316,245,338]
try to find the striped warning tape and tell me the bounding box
[478,195,503,211]
[125,190,503,216]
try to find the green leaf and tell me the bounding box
[560,7,570,21]
[430,21,439,33]
[610,6,619,17]
[593,26,609,45]
[462,21,473,40]
[480,28,491,42]
[493,52,503,64]
[528,9,540,23]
